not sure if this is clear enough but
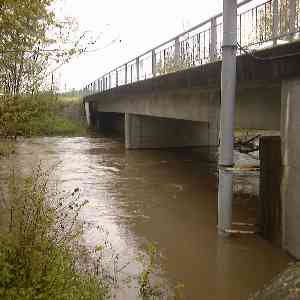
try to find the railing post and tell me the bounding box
[136,57,140,81]
[98,79,101,92]
[174,37,180,64]
[152,50,156,77]
[109,73,111,89]
[210,17,218,62]
[288,0,296,40]
[102,76,105,91]
[272,0,279,46]
[125,64,128,84]
[116,69,118,87]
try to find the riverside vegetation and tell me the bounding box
[0,160,183,299]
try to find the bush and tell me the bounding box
[0,165,110,300]
[0,94,86,138]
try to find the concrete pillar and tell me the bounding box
[281,78,300,259]
[125,113,211,150]
[84,101,91,126]
[208,90,220,146]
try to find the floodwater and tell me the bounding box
[0,136,291,300]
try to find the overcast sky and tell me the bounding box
[55,0,224,91]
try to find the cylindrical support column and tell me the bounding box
[210,17,218,62]
[109,73,111,89]
[116,69,118,87]
[152,50,156,77]
[218,0,237,236]
[136,57,140,81]
[272,0,279,46]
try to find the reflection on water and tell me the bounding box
[1,137,291,300]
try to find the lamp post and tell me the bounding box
[218,0,237,236]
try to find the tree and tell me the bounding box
[0,0,56,95]
[0,0,95,96]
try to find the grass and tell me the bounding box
[22,113,87,137]
[0,140,15,157]
[0,94,87,138]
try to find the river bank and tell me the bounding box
[0,94,87,139]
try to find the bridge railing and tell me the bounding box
[83,0,300,96]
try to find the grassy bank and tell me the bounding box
[0,94,87,138]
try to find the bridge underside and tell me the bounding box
[84,42,300,259]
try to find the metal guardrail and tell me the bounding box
[83,0,300,96]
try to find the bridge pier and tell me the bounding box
[281,78,300,259]
[125,113,218,150]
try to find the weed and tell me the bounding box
[0,164,110,300]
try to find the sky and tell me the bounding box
[54,0,223,91]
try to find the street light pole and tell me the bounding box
[218,0,237,236]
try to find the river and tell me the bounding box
[0,136,291,300]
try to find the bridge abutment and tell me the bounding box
[281,78,300,259]
[125,113,218,150]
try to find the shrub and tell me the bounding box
[0,165,110,300]
[0,94,86,138]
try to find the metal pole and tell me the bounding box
[125,64,128,84]
[174,37,180,65]
[288,0,296,40]
[272,0,279,46]
[218,0,237,236]
[136,57,140,81]
[152,49,156,77]
[210,17,218,62]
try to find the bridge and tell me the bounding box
[83,0,300,259]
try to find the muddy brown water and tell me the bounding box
[0,136,291,300]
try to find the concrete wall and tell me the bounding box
[281,78,300,259]
[236,83,281,130]
[125,113,214,149]
[96,88,211,122]
[92,83,280,131]
[94,112,125,135]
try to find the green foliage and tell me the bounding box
[137,243,163,300]
[0,95,86,137]
[0,140,15,157]
[0,165,110,300]
[156,57,192,76]
[0,0,96,95]
[0,0,55,94]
